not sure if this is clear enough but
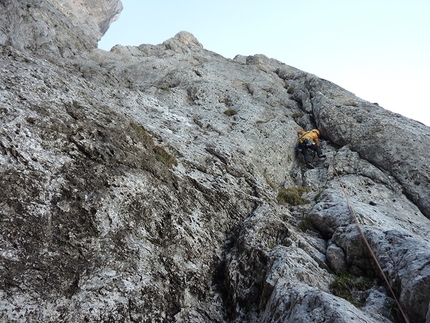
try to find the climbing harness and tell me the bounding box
[327,156,410,323]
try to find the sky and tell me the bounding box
[98,0,430,127]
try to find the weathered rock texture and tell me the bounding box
[0,0,122,57]
[1,1,430,323]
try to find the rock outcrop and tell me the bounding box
[1,1,430,323]
[0,0,122,57]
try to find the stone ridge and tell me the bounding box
[1,2,430,323]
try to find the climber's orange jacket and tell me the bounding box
[297,129,320,146]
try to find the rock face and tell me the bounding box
[0,0,122,57]
[1,2,430,323]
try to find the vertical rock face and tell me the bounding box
[51,0,123,35]
[0,0,122,56]
[1,2,430,323]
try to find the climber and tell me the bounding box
[296,129,326,169]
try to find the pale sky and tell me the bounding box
[99,0,430,127]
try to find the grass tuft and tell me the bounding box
[330,271,373,307]
[130,122,177,168]
[277,186,310,205]
[298,219,314,232]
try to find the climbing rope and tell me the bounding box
[327,156,410,323]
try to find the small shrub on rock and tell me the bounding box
[298,219,314,232]
[291,111,304,119]
[277,186,310,205]
[224,109,237,116]
[330,271,373,307]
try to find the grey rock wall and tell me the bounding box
[293,77,430,218]
[1,2,430,323]
[0,0,122,57]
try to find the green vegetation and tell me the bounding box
[313,188,324,202]
[130,121,153,143]
[72,100,84,109]
[157,83,171,92]
[224,109,237,116]
[277,186,310,206]
[286,86,295,94]
[330,271,373,307]
[384,298,400,321]
[343,99,358,107]
[130,122,177,168]
[297,219,314,232]
[291,111,304,119]
[153,145,177,168]
[263,172,276,190]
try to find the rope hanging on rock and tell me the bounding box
[328,156,410,323]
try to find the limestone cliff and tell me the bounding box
[1,1,430,323]
[0,0,121,56]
